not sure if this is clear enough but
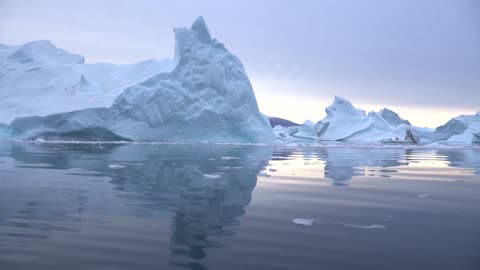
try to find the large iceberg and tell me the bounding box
[6,17,275,143]
[0,40,175,123]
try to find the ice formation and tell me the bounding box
[5,17,275,143]
[433,114,480,143]
[378,108,411,126]
[315,97,423,142]
[273,96,427,143]
[0,40,175,123]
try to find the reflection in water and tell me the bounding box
[1,143,480,270]
[269,147,480,184]
[0,143,272,269]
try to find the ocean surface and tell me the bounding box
[0,142,479,270]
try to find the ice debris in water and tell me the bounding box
[109,164,126,169]
[293,218,315,226]
[203,173,221,179]
[340,223,386,229]
[417,194,430,198]
[221,156,239,160]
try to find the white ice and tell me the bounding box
[293,218,315,226]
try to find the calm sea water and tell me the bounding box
[0,143,479,270]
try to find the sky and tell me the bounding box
[0,0,479,127]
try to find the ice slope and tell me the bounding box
[7,17,275,143]
[0,40,175,123]
[434,113,480,143]
[378,108,411,126]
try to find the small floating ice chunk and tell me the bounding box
[340,223,386,229]
[109,164,126,169]
[293,218,315,226]
[221,156,239,160]
[34,138,46,143]
[203,173,221,179]
[417,194,430,198]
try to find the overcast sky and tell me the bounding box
[1,0,479,127]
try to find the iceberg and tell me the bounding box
[315,97,426,143]
[6,17,275,143]
[0,40,175,123]
[272,97,431,144]
[433,114,480,143]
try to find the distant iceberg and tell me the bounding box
[273,96,431,144]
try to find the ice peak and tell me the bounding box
[174,16,215,59]
[333,96,351,104]
[191,16,212,43]
[326,96,365,117]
